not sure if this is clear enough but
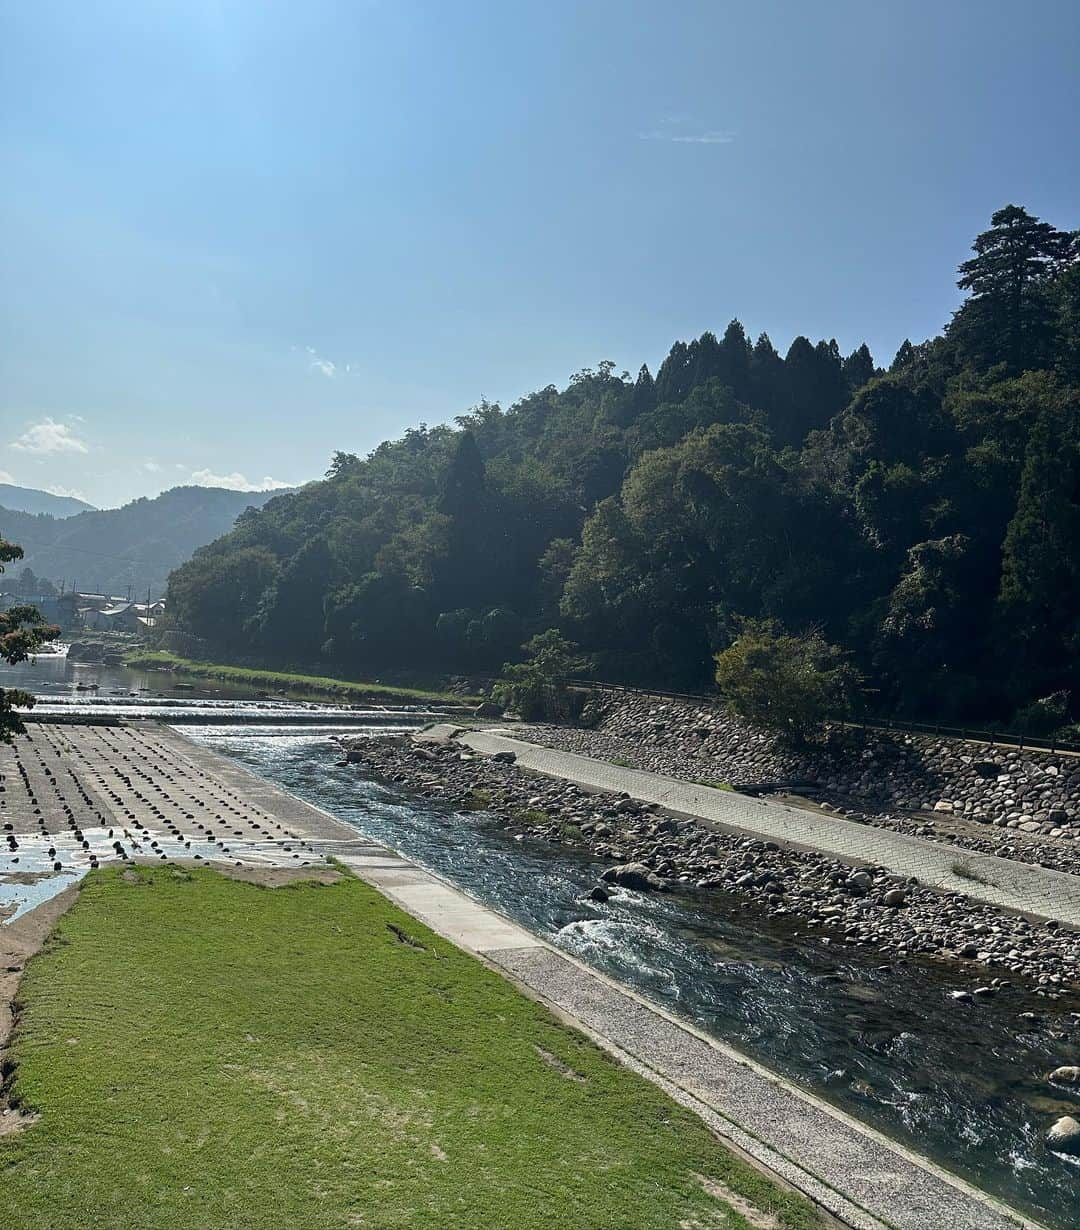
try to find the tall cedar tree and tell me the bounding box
[952,204,1073,373]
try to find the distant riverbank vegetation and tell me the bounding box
[123,650,476,706]
[164,206,1080,732]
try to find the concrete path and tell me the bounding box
[1,723,1044,1230]
[445,726,1080,927]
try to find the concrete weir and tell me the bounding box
[0,721,1045,1230]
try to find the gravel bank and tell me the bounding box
[517,694,1080,880]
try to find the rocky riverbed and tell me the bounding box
[518,694,1080,880]
[344,731,1080,1004]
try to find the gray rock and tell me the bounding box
[1046,1115,1080,1155]
[883,889,907,907]
[1049,1065,1080,1085]
[491,750,517,764]
[600,862,667,892]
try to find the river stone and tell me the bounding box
[883,888,907,907]
[491,750,517,764]
[972,761,1002,779]
[601,862,667,892]
[1046,1115,1080,1155]
[1049,1066,1080,1085]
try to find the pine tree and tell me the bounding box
[631,364,656,416]
[654,340,693,404]
[998,395,1080,690]
[750,333,783,414]
[952,205,1072,373]
[1056,263,1080,382]
[843,343,877,391]
[890,339,915,372]
[719,319,753,401]
[438,430,486,519]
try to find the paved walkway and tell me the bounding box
[1,723,1044,1230]
[444,726,1080,927]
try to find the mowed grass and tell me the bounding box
[0,867,824,1230]
[123,651,477,706]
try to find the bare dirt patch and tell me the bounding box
[387,922,425,949]
[168,861,343,889]
[694,1173,780,1229]
[1,884,82,1136]
[534,1044,586,1082]
[0,1107,39,1136]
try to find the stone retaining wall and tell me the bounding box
[578,693,1080,838]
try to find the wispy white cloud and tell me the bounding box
[306,345,337,378]
[638,128,735,145]
[0,469,14,484]
[188,468,292,493]
[42,484,89,501]
[10,417,89,455]
[144,459,163,473]
[638,115,735,145]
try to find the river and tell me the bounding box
[4,655,1080,1227]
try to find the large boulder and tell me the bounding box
[1046,1116,1080,1155]
[474,701,503,718]
[601,862,667,893]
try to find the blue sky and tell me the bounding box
[2,1,1078,508]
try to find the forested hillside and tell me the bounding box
[0,484,95,518]
[168,206,1080,726]
[0,486,290,598]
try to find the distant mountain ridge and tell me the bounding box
[0,485,295,597]
[0,483,96,518]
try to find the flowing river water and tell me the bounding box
[4,655,1080,1228]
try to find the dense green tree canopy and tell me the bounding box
[166,205,1080,730]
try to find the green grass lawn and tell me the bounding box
[122,651,477,706]
[0,866,823,1230]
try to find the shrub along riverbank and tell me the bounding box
[123,650,478,706]
[0,864,823,1230]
